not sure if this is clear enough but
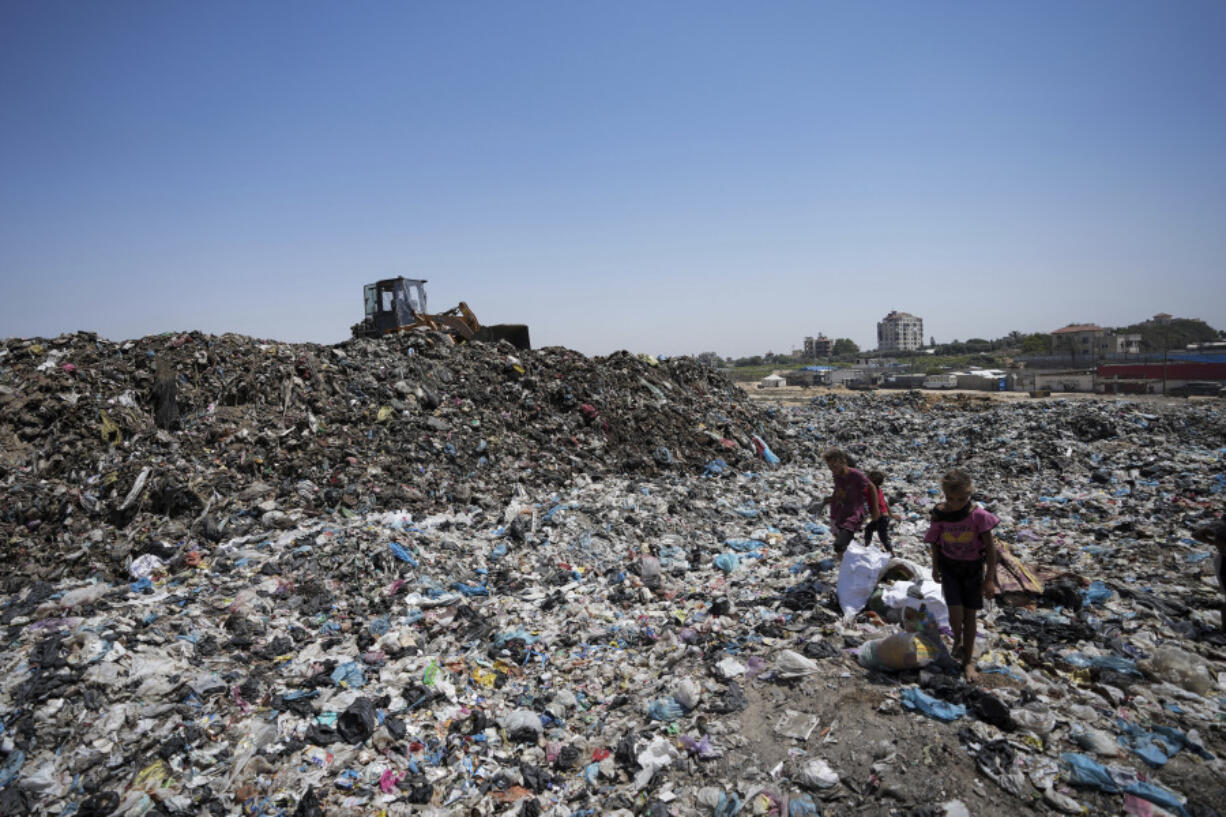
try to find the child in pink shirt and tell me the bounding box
[925,468,997,681]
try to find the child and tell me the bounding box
[1193,520,1226,630]
[925,468,997,681]
[820,449,880,557]
[863,470,898,553]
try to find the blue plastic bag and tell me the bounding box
[901,687,965,721]
[330,661,365,689]
[751,435,781,465]
[450,581,489,597]
[714,553,740,573]
[714,792,744,817]
[788,793,818,817]
[1124,780,1190,817]
[648,697,685,721]
[1060,753,1119,792]
[1081,580,1112,606]
[388,542,418,566]
[0,750,24,788]
[1063,652,1141,676]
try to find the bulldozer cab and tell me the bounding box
[352,276,530,349]
[362,278,427,334]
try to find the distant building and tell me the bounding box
[803,335,833,358]
[1098,361,1226,394]
[1051,324,1142,359]
[829,368,875,387]
[877,311,924,352]
[1151,313,1173,325]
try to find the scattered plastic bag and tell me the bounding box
[775,649,820,678]
[901,687,966,721]
[836,543,890,617]
[1138,645,1217,695]
[795,758,839,789]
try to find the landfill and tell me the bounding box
[0,329,1224,816]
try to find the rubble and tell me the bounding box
[0,331,1224,816]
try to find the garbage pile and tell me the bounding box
[0,331,788,583]
[0,334,1224,817]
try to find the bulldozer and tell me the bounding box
[350,277,531,350]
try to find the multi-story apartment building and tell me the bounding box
[877,311,924,352]
[803,335,834,358]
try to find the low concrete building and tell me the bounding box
[830,368,874,387]
[882,373,927,389]
[786,365,836,386]
[953,368,1011,391]
[1016,370,1096,393]
[924,374,957,390]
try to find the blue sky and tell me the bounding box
[2,1,1224,357]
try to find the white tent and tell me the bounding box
[759,373,786,388]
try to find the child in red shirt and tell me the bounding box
[863,470,897,553]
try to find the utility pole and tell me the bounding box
[1162,327,1168,396]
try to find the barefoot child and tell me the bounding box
[863,469,899,553]
[821,449,880,558]
[925,469,997,680]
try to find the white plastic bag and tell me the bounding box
[673,677,702,710]
[128,553,165,579]
[836,543,890,617]
[1139,645,1217,696]
[880,579,950,631]
[502,709,543,736]
[796,757,840,789]
[775,649,820,678]
[634,736,678,790]
[716,657,746,679]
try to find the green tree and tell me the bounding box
[1020,333,1050,354]
[832,338,860,356]
[1119,318,1218,352]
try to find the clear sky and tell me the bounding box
[3,1,1225,357]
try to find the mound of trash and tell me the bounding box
[0,331,788,582]
[1,335,1224,817]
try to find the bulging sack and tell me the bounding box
[857,631,941,671]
